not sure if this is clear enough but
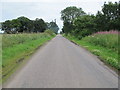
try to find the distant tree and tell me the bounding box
[62,21,74,34]
[2,16,48,33]
[34,18,47,32]
[60,31,63,34]
[2,20,13,34]
[11,19,22,33]
[61,6,85,23]
[61,6,85,34]
[17,16,32,33]
[47,21,59,34]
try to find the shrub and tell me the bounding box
[44,29,55,36]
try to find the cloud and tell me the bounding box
[1,0,117,2]
[1,0,65,3]
[1,0,117,30]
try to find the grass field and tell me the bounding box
[2,31,55,82]
[0,35,2,84]
[65,31,119,70]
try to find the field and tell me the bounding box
[2,31,55,82]
[65,31,119,70]
[0,35,2,83]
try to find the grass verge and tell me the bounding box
[64,34,119,71]
[0,35,2,84]
[2,32,55,83]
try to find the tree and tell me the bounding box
[2,16,33,33]
[61,6,85,34]
[61,6,85,23]
[61,2,119,39]
[33,18,47,32]
[62,21,74,34]
[2,16,48,33]
[11,19,22,33]
[47,21,59,34]
[95,2,119,31]
[73,15,96,39]
[2,20,13,34]
[17,16,32,33]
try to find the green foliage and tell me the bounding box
[60,31,63,34]
[61,1,119,38]
[65,34,119,70]
[61,6,85,34]
[2,16,47,34]
[44,29,55,36]
[62,21,74,34]
[46,21,59,34]
[3,33,46,49]
[2,20,13,34]
[95,2,119,31]
[82,34,118,51]
[73,15,96,38]
[2,16,60,34]
[0,35,1,67]
[61,6,85,23]
[2,33,55,81]
[17,16,32,33]
[33,18,47,33]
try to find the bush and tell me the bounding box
[44,29,55,36]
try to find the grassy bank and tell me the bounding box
[64,32,119,70]
[0,35,2,84]
[2,31,55,82]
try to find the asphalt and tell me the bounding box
[3,35,118,88]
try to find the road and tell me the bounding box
[3,35,118,88]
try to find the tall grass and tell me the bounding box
[2,32,55,81]
[0,35,2,83]
[81,31,119,69]
[65,31,119,70]
[3,33,52,49]
[82,31,118,51]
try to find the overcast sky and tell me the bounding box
[0,0,117,32]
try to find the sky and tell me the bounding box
[0,0,117,32]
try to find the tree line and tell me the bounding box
[61,1,119,39]
[1,16,59,34]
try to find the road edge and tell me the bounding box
[2,36,56,87]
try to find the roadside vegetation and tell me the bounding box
[1,17,59,34]
[1,14,59,82]
[65,31,119,70]
[61,1,119,70]
[2,30,55,82]
[61,2,119,37]
[0,34,2,83]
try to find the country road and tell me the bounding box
[3,35,118,88]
